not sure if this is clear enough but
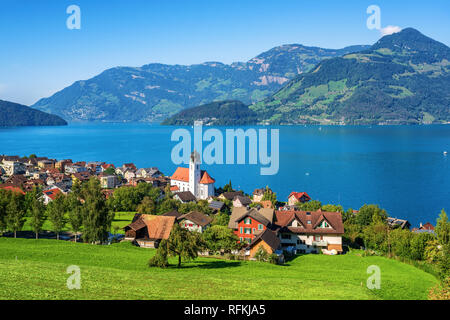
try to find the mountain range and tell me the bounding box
[31,44,369,122]
[0,100,67,127]
[251,28,450,125]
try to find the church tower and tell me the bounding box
[189,150,201,197]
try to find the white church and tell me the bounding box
[170,151,216,200]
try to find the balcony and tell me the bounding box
[312,240,328,247]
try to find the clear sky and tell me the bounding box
[0,0,449,105]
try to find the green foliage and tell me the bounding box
[254,246,269,262]
[5,192,26,238]
[65,192,83,241]
[46,194,67,240]
[202,225,239,253]
[261,186,277,206]
[322,204,344,213]
[107,182,161,212]
[27,187,46,239]
[155,224,205,268]
[296,200,322,211]
[137,196,156,215]
[211,213,229,227]
[79,178,113,244]
[103,167,116,176]
[435,209,450,246]
[162,100,258,126]
[355,204,388,226]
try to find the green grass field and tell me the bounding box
[0,238,437,300]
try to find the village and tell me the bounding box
[0,151,439,263]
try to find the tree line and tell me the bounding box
[0,177,113,243]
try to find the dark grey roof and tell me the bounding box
[209,200,225,210]
[221,191,243,200]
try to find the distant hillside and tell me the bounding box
[251,28,450,125]
[31,44,369,122]
[162,100,256,126]
[0,100,67,127]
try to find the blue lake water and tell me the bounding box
[1,123,449,227]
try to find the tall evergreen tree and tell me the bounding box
[65,192,83,242]
[27,187,46,239]
[5,192,26,238]
[46,194,67,240]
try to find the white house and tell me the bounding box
[170,151,215,200]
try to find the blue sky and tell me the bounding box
[0,0,449,105]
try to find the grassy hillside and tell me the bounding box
[0,238,437,300]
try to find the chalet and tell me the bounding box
[287,192,311,206]
[245,229,281,259]
[124,214,175,248]
[173,191,196,203]
[233,208,273,244]
[387,217,411,230]
[274,210,344,254]
[42,188,62,204]
[178,211,213,233]
[219,191,243,201]
[124,169,136,181]
[170,151,215,200]
[233,195,252,208]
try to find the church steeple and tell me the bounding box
[189,150,201,197]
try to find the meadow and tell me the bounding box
[0,238,438,300]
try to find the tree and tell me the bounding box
[148,242,169,268]
[150,224,204,268]
[355,204,388,226]
[80,177,113,244]
[202,225,239,253]
[137,196,156,215]
[103,167,116,176]
[65,192,83,242]
[435,209,450,246]
[46,194,67,240]
[157,198,179,214]
[254,246,269,262]
[322,204,344,213]
[261,186,277,206]
[362,214,389,252]
[5,192,26,238]
[410,232,435,260]
[27,187,46,239]
[296,200,322,211]
[211,213,229,227]
[0,189,9,234]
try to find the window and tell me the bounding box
[252,228,256,234]
[258,224,263,230]
[244,228,251,234]
[244,218,252,225]
[240,227,243,234]
[307,220,311,224]
[314,235,321,241]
